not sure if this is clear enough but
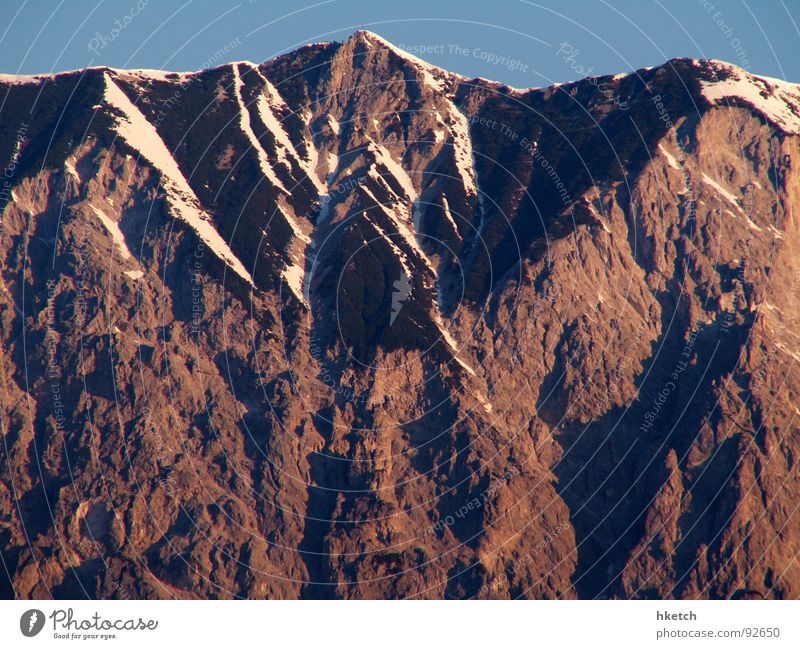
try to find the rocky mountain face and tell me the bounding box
[1,30,800,599]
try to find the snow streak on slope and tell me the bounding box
[232,65,290,195]
[698,170,764,232]
[368,142,433,261]
[246,63,327,195]
[358,28,480,201]
[327,114,340,135]
[363,212,412,276]
[658,143,681,170]
[361,182,477,381]
[725,208,762,232]
[448,108,478,197]
[64,160,80,181]
[701,173,744,210]
[431,309,476,377]
[440,194,461,238]
[231,64,324,307]
[276,205,310,244]
[276,206,310,309]
[369,143,418,200]
[282,263,307,307]
[363,182,434,275]
[103,73,254,285]
[89,205,133,261]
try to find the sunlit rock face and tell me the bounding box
[1,32,799,599]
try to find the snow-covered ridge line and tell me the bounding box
[354,31,458,91]
[699,60,800,135]
[0,66,196,86]
[0,31,467,91]
[5,41,798,114]
[351,30,532,96]
[103,73,255,285]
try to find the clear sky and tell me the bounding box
[1,0,799,86]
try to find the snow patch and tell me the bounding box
[89,205,133,260]
[363,182,434,274]
[282,263,308,308]
[585,200,612,233]
[725,208,761,231]
[658,143,681,170]
[302,136,327,195]
[369,143,417,200]
[701,173,743,210]
[326,151,339,179]
[327,113,340,135]
[448,108,478,196]
[358,31,449,93]
[64,160,80,180]
[277,205,311,244]
[700,62,800,135]
[474,391,493,413]
[440,194,461,237]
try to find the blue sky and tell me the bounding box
[2,0,799,85]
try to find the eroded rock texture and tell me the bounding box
[1,32,799,599]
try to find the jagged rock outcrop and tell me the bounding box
[1,32,799,599]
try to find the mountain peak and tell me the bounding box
[341,29,467,85]
[3,19,800,602]
[347,29,390,45]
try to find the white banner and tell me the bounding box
[1,600,798,648]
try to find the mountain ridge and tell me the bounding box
[1,29,800,599]
[3,29,798,100]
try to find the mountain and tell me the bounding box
[1,30,800,599]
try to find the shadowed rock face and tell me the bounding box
[1,30,800,599]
